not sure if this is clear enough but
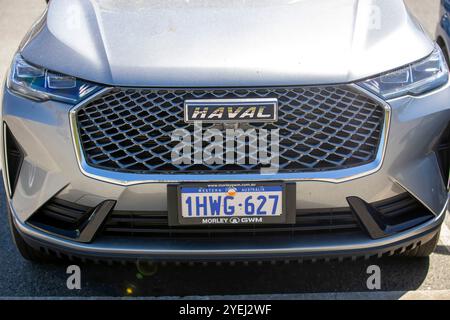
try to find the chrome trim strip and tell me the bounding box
[69,84,391,186]
[10,197,447,256]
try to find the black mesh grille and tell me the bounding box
[75,86,385,174]
[103,208,360,238]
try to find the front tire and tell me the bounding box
[403,229,440,258]
[437,38,450,66]
[7,207,52,263]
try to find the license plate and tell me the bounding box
[176,183,287,225]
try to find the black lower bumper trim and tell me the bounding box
[347,195,434,239]
[18,219,442,264]
[26,192,435,245]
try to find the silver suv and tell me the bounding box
[1,0,449,263]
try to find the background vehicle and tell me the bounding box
[437,0,450,65]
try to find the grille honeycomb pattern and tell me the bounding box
[75,86,385,174]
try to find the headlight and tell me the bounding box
[6,54,101,104]
[359,47,449,99]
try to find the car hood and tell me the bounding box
[21,0,434,87]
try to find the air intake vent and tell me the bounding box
[3,124,24,197]
[28,198,116,242]
[102,208,361,238]
[436,122,450,189]
[101,193,431,240]
[29,198,93,232]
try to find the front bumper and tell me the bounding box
[1,81,450,261]
[10,199,446,262]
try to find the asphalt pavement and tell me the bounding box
[0,0,449,299]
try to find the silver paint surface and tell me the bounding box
[21,0,434,87]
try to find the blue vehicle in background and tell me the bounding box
[437,0,450,64]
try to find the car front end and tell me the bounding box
[1,0,449,263]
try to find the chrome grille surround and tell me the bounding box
[70,85,390,185]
